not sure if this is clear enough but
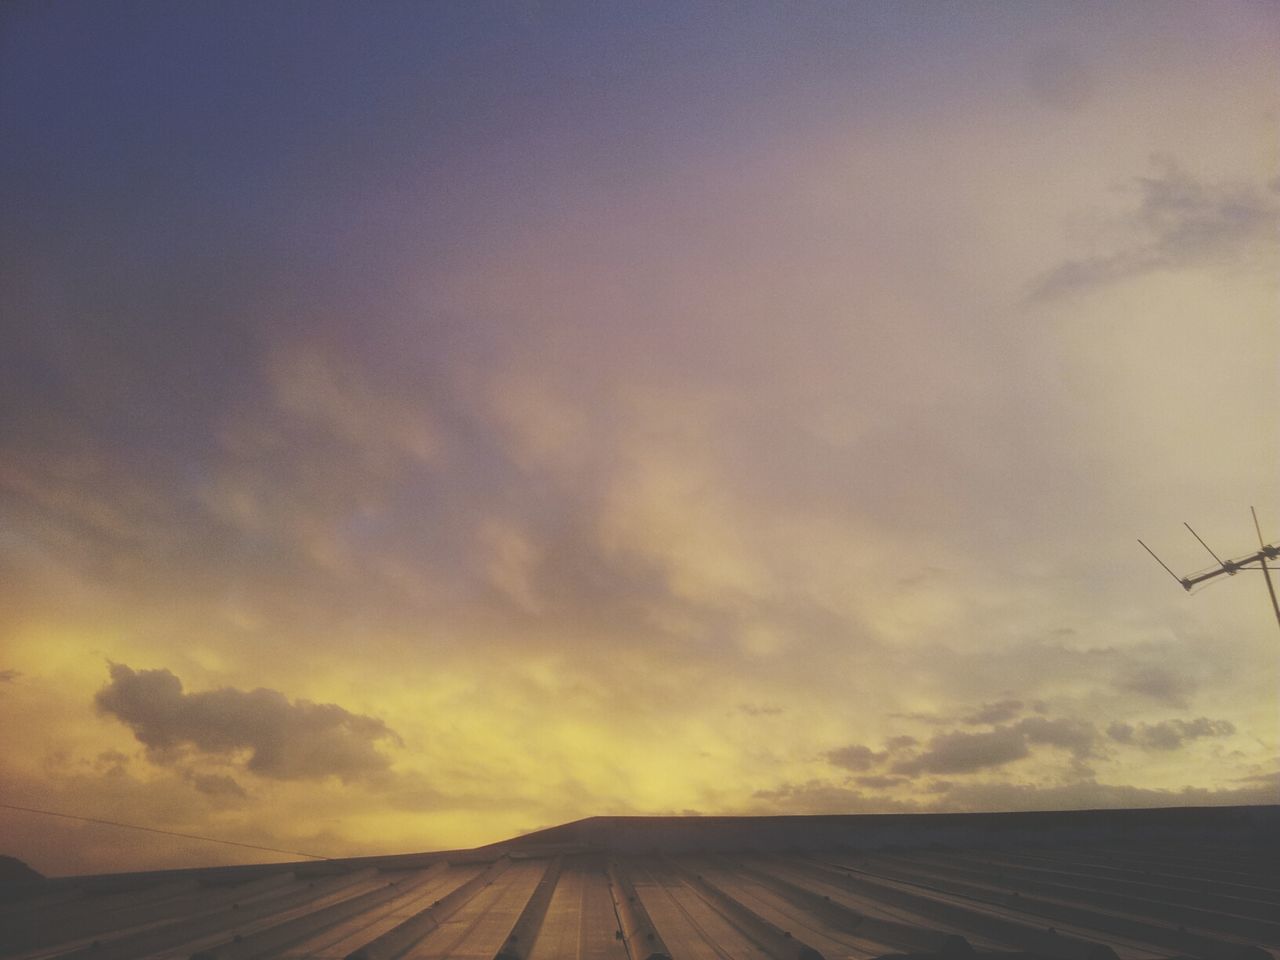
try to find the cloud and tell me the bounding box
[960,699,1024,725]
[738,703,784,717]
[1014,716,1098,759]
[930,776,1279,813]
[891,711,952,726]
[1233,772,1280,789]
[1106,717,1235,751]
[93,750,130,777]
[751,780,916,815]
[1115,665,1195,708]
[1033,158,1280,299]
[894,700,1032,730]
[0,669,19,683]
[890,716,1100,777]
[750,770,1280,818]
[266,344,441,469]
[186,771,249,801]
[892,726,1031,776]
[854,775,911,790]
[95,664,402,782]
[825,744,888,772]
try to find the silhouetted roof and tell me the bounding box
[2,805,1277,960]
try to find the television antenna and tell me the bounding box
[1138,507,1280,635]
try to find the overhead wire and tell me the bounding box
[0,801,331,861]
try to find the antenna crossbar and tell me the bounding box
[1141,508,1280,635]
[1179,544,1279,588]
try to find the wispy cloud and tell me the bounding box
[752,780,916,815]
[960,699,1025,725]
[1033,158,1280,299]
[1106,717,1235,751]
[1115,664,1196,708]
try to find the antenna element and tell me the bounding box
[1141,508,1280,635]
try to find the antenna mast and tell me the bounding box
[1139,507,1280,635]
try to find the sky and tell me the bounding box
[1,1,1277,877]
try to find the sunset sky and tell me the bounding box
[1,1,1277,877]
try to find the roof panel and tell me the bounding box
[2,806,1277,960]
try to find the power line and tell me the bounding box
[0,801,331,861]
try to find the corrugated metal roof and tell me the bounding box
[2,806,1277,960]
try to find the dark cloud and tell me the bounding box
[95,664,401,782]
[960,699,1024,725]
[1014,716,1098,759]
[1106,722,1133,743]
[1033,158,1280,299]
[1107,717,1235,751]
[825,744,888,772]
[892,726,1030,776]
[890,711,950,726]
[854,775,910,790]
[185,771,248,801]
[1116,665,1195,708]
[0,669,19,683]
[891,716,1100,777]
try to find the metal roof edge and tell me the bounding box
[30,803,1280,887]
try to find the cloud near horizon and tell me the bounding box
[751,773,1280,818]
[95,664,402,783]
[1107,717,1236,751]
[830,710,1235,780]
